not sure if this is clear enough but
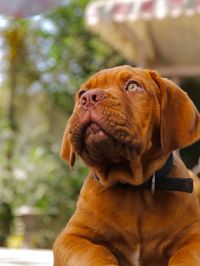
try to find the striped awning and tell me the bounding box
[85,0,200,75]
[86,0,200,25]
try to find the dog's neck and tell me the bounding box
[90,142,170,187]
[128,128,168,185]
[141,143,168,181]
[91,128,194,193]
[92,153,193,193]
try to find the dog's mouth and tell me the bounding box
[69,111,145,186]
[82,122,126,163]
[70,104,143,160]
[80,122,141,186]
[83,123,107,144]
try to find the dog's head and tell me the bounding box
[61,66,200,186]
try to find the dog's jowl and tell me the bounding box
[53,66,200,266]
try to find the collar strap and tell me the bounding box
[92,153,194,193]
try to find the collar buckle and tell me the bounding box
[151,174,156,194]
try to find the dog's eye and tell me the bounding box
[126,81,142,92]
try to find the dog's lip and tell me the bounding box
[70,109,143,157]
[71,114,109,155]
[74,110,111,140]
[83,122,107,138]
[80,122,137,162]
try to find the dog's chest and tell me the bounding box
[81,179,199,266]
[120,245,169,266]
[130,246,140,266]
[98,190,191,265]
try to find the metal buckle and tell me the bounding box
[151,174,156,194]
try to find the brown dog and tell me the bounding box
[53,66,200,266]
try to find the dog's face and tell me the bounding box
[69,66,158,165]
[61,66,200,186]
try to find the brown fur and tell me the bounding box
[54,66,200,266]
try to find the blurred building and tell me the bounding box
[85,0,200,80]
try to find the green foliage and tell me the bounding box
[13,145,87,247]
[0,202,13,246]
[28,0,126,112]
[0,0,127,248]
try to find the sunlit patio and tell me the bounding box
[0,248,53,266]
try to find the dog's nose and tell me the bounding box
[80,89,106,109]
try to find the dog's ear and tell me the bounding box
[60,124,76,167]
[149,71,200,153]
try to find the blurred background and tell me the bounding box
[0,0,199,251]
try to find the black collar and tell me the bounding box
[92,153,193,193]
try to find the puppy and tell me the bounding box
[54,66,200,266]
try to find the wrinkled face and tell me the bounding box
[67,66,160,185]
[62,65,200,186]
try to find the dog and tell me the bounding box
[53,66,200,266]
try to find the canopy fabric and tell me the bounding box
[0,0,59,18]
[85,0,200,74]
[86,0,200,24]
